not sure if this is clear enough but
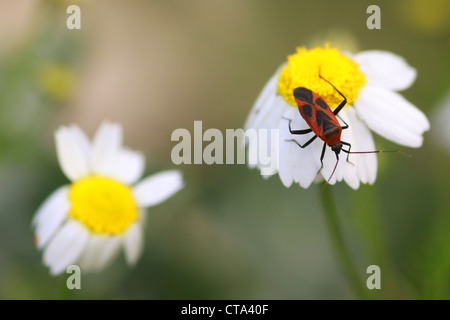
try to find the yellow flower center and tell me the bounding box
[68,176,138,234]
[277,45,365,108]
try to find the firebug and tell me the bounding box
[285,74,406,187]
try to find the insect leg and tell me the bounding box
[318,75,347,116]
[317,142,327,175]
[341,141,354,165]
[337,115,349,130]
[286,135,318,148]
[283,118,313,135]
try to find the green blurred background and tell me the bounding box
[0,0,449,299]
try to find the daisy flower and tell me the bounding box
[33,121,183,275]
[244,45,430,189]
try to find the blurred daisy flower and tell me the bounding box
[245,45,430,189]
[33,121,183,275]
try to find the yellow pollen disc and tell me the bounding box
[277,45,365,107]
[68,176,138,234]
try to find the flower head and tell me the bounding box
[33,121,183,275]
[245,45,430,189]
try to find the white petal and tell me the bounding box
[261,96,290,131]
[243,66,294,178]
[348,109,377,185]
[109,148,145,185]
[247,93,278,131]
[33,186,70,249]
[93,235,122,271]
[32,186,69,226]
[78,235,109,272]
[278,108,320,189]
[354,86,430,147]
[247,96,290,176]
[68,125,92,163]
[133,170,183,207]
[35,208,69,250]
[55,126,91,181]
[123,223,144,266]
[43,220,89,275]
[244,67,281,130]
[342,110,359,188]
[278,134,294,187]
[354,50,417,91]
[91,121,123,176]
[338,108,377,189]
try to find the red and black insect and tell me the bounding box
[285,74,403,185]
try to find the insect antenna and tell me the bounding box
[342,149,412,158]
[311,149,411,206]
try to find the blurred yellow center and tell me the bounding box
[277,45,365,108]
[40,64,75,101]
[69,176,137,234]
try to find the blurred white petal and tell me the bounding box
[32,186,68,227]
[34,186,70,249]
[93,235,122,271]
[78,235,109,272]
[43,220,89,275]
[133,170,183,207]
[123,223,144,266]
[55,126,91,181]
[91,121,123,176]
[109,148,145,185]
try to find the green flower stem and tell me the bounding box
[320,184,367,299]
[349,186,401,299]
[57,276,73,300]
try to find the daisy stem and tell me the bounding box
[320,184,367,299]
[348,186,402,299]
[57,277,74,300]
